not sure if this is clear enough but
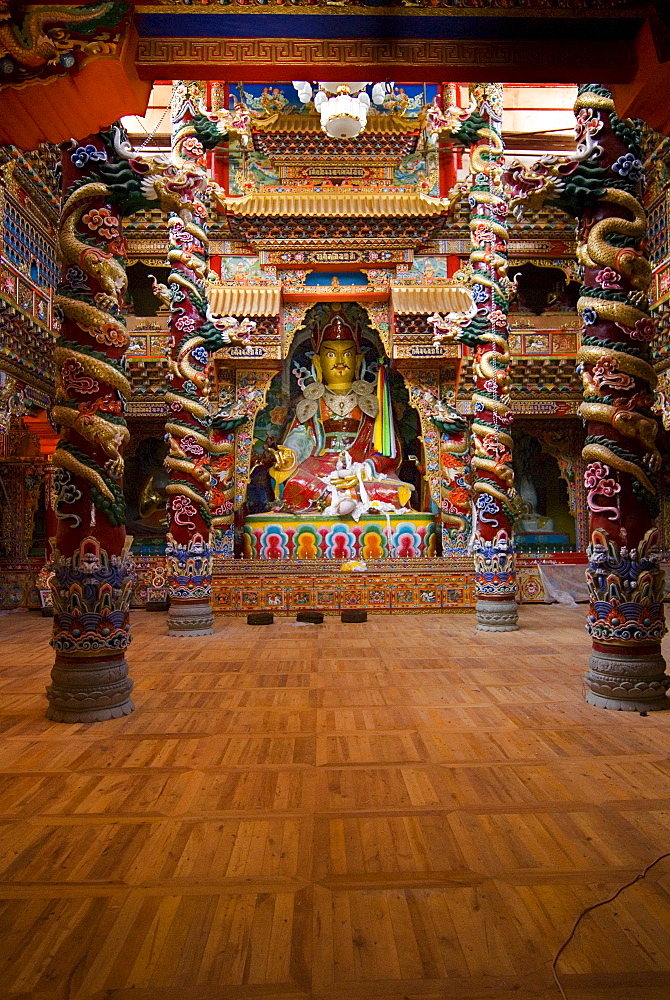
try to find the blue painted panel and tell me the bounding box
[136,13,639,43]
[137,13,482,39]
[231,82,437,118]
[304,272,368,286]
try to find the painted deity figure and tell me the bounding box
[270,314,413,516]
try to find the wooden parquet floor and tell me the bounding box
[0,607,669,1000]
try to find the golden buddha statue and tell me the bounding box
[270,314,413,516]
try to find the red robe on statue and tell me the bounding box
[279,397,411,514]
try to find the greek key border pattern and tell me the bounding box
[138,37,521,68]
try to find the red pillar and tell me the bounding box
[466,84,518,631]
[164,82,215,636]
[47,133,134,722]
[505,84,669,707]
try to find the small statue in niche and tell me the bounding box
[138,472,168,525]
[124,437,170,538]
[125,469,169,537]
[514,434,555,533]
[270,313,413,516]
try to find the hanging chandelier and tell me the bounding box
[293,81,376,140]
[316,85,370,140]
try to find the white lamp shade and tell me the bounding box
[292,81,313,103]
[371,82,394,105]
[371,83,386,105]
[319,92,368,139]
[320,81,371,95]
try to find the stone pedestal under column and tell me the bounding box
[475,599,519,632]
[584,646,670,712]
[47,653,134,723]
[166,599,214,637]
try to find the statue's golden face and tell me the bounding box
[318,339,360,390]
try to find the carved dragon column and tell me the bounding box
[161,83,253,632]
[164,82,217,637]
[505,85,670,708]
[47,133,134,722]
[573,87,668,709]
[465,84,518,630]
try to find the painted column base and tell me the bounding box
[475,599,519,631]
[167,600,214,636]
[45,655,134,723]
[584,648,670,712]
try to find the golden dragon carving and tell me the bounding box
[0,2,121,69]
[52,176,130,503]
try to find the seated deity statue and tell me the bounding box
[270,314,414,517]
[517,470,555,533]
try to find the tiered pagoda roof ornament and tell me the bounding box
[213,188,456,264]
[211,81,457,264]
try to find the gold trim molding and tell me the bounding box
[135,2,644,16]
[138,37,531,70]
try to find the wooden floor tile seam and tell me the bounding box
[315,800,670,815]
[0,810,316,825]
[4,801,665,824]
[1,702,582,714]
[0,867,670,896]
[1,724,669,739]
[0,877,313,893]
[0,721,668,737]
[313,972,670,999]
[13,672,515,681]
[0,866,667,894]
[1,751,666,774]
[125,664,587,671]
[125,667,585,676]
[0,669,588,679]
[123,691,589,700]
[319,753,670,768]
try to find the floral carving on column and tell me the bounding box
[164,201,215,635]
[232,370,279,513]
[505,84,669,710]
[210,371,247,560]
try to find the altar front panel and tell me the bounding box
[212,555,475,615]
[243,513,437,560]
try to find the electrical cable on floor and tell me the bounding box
[551,851,670,999]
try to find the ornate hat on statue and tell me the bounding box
[312,312,361,352]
